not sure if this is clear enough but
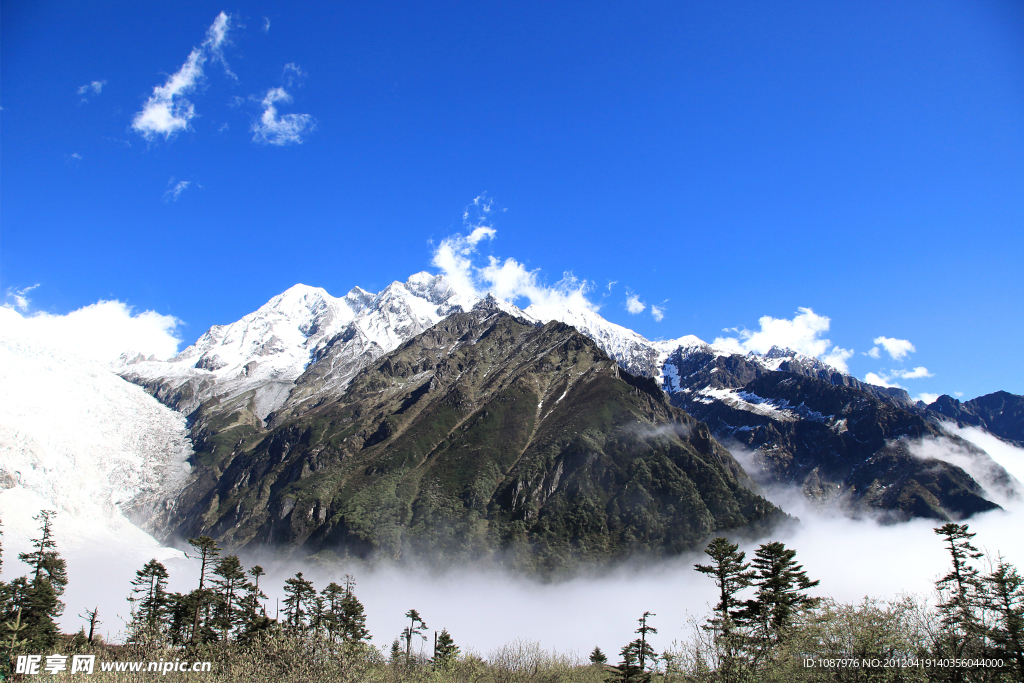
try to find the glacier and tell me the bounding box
[0,307,193,634]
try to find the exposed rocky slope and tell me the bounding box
[661,349,1015,521]
[117,275,1019,538]
[926,392,1024,446]
[163,303,785,572]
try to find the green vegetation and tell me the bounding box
[1,510,1022,681]
[160,311,786,575]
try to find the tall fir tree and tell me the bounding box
[983,558,1024,680]
[282,572,316,631]
[128,559,169,642]
[186,536,220,645]
[210,555,247,641]
[739,540,818,663]
[339,575,370,645]
[934,522,985,660]
[694,537,754,637]
[432,628,459,668]
[16,511,67,650]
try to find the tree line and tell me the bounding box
[1,511,1021,681]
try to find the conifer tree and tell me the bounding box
[320,582,345,641]
[982,558,1024,679]
[589,646,607,665]
[739,540,818,662]
[186,536,220,645]
[635,611,657,671]
[241,566,268,625]
[615,641,649,683]
[695,537,754,637]
[128,559,169,641]
[389,638,402,665]
[402,609,428,666]
[211,555,246,640]
[339,575,370,645]
[934,522,985,662]
[432,628,459,668]
[16,511,67,650]
[282,572,316,631]
[238,565,273,642]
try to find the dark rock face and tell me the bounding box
[159,309,785,573]
[666,363,1012,522]
[927,391,1024,446]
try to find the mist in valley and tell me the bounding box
[0,424,1017,662]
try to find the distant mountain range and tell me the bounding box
[71,271,1022,566]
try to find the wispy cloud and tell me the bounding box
[896,366,933,379]
[251,87,315,145]
[131,12,232,141]
[263,17,271,33]
[872,336,915,361]
[915,392,940,404]
[77,80,107,103]
[3,284,40,312]
[651,304,665,322]
[431,200,598,316]
[713,308,854,373]
[163,179,191,202]
[625,292,645,315]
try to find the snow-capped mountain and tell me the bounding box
[118,273,494,421]
[120,271,887,426]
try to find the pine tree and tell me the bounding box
[186,536,220,645]
[982,558,1024,680]
[739,540,818,663]
[615,640,650,682]
[934,523,985,663]
[402,609,428,666]
[389,638,402,665]
[432,628,459,668]
[282,572,316,631]
[694,537,754,637]
[16,511,67,650]
[635,611,657,671]
[128,559,169,641]
[211,555,247,641]
[589,646,607,665]
[339,575,370,645]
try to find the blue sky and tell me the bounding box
[2,1,1022,399]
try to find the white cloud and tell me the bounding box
[263,17,271,33]
[77,80,107,102]
[873,336,915,361]
[251,87,315,145]
[651,305,665,322]
[896,366,933,379]
[954,391,964,398]
[431,224,598,316]
[4,284,40,312]
[864,372,902,389]
[821,346,854,372]
[713,307,853,373]
[915,392,940,404]
[163,179,191,202]
[625,293,645,315]
[866,346,881,359]
[131,12,232,141]
[1,301,182,364]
